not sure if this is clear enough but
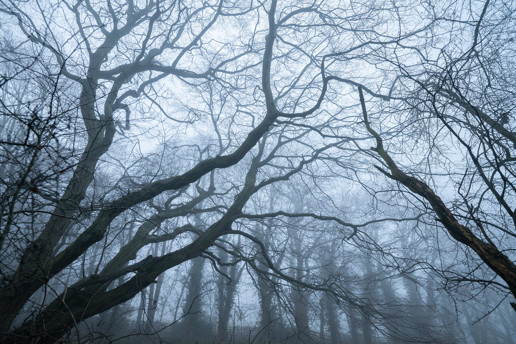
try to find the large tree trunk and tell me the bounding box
[0,97,114,334]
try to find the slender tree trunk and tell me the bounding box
[319,297,326,342]
[257,270,277,341]
[217,247,229,339]
[402,275,428,342]
[291,284,309,338]
[291,265,310,342]
[290,243,309,340]
[360,256,375,343]
[135,291,147,333]
[183,256,205,341]
[144,243,166,333]
[380,274,401,343]
[463,302,489,344]
[360,312,373,344]
[344,305,360,343]
[324,293,340,344]
[255,220,285,342]
[319,239,341,344]
[216,246,242,340]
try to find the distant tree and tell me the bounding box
[215,241,244,341]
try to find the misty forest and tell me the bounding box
[1,0,515,343]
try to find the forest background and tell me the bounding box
[0,0,515,343]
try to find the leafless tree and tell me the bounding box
[0,0,387,341]
[357,0,516,312]
[2,0,513,343]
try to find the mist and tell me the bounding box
[1,0,515,343]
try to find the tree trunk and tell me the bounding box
[344,305,360,344]
[323,292,341,344]
[182,256,205,341]
[135,292,147,332]
[216,246,242,340]
[144,242,166,333]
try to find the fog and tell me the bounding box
[0,0,515,343]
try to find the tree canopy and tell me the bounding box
[0,0,515,343]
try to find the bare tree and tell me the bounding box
[0,1,375,341]
[357,0,516,312]
[2,0,512,343]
